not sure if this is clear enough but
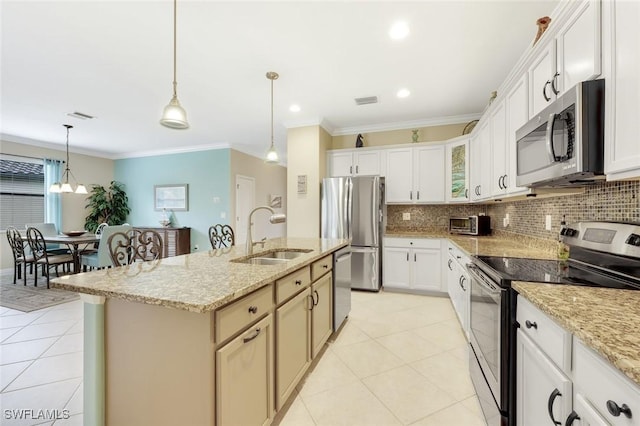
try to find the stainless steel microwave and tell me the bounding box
[515,79,605,188]
[449,216,491,236]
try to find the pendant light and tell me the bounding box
[160,0,189,129]
[265,71,279,163]
[49,125,88,194]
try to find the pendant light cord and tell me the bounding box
[64,125,72,181]
[270,77,274,146]
[172,0,177,97]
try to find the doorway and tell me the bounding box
[235,175,255,244]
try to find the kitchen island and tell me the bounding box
[51,237,349,426]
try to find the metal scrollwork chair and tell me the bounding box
[108,229,163,266]
[26,227,73,288]
[208,224,235,249]
[6,226,35,285]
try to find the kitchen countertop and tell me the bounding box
[51,237,349,313]
[385,229,558,259]
[513,281,640,387]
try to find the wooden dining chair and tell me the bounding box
[6,226,35,285]
[108,229,163,266]
[26,227,74,288]
[209,224,234,249]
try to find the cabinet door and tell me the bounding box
[556,0,601,95]
[469,129,483,202]
[505,74,529,195]
[490,101,507,197]
[385,148,414,203]
[311,273,333,358]
[216,314,274,426]
[414,145,445,203]
[383,246,411,289]
[529,42,557,117]
[354,150,380,176]
[328,152,354,177]
[446,139,469,202]
[411,248,441,292]
[276,289,311,410]
[604,0,640,179]
[516,330,573,426]
[446,255,458,301]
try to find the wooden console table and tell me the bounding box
[133,227,191,258]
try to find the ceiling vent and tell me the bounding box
[67,111,95,120]
[354,96,378,106]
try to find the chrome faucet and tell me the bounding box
[246,206,286,255]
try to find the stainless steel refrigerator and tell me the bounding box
[321,176,384,292]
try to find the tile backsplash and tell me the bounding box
[386,180,640,241]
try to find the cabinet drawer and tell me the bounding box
[311,254,333,281]
[574,338,640,426]
[516,296,571,373]
[276,266,311,305]
[384,237,441,249]
[215,284,274,344]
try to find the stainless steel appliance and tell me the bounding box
[467,221,640,426]
[515,79,605,188]
[449,215,491,235]
[332,245,351,331]
[321,176,384,292]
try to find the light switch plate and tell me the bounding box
[402,212,411,221]
[220,212,226,219]
[545,215,552,230]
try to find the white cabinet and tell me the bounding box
[446,138,470,202]
[516,329,573,426]
[604,0,640,180]
[327,149,382,177]
[446,243,470,335]
[383,238,443,293]
[386,145,445,204]
[470,120,491,201]
[529,0,602,118]
[489,100,508,197]
[504,74,530,196]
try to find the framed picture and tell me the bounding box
[154,184,189,211]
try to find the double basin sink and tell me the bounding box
[231,249,313,265]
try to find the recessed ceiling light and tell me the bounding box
[389,21,410,40]
[289,104,301,112]
[397,89,411,98]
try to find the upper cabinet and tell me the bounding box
[470,120,491,201]
[603,0,640,180]
[489,100,508,197]
[529,0,602,118]
[446,138,470,203]
[386,145,445,204]
[504,74,530,196]
[327,149,384,177]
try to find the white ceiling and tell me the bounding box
[1,0,558,163]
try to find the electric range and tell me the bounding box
[467,221,640,426]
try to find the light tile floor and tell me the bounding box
[0,289,486,426]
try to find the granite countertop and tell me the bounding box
[513,281,640,387]
[51,237,349,313]
[385,229,557,259]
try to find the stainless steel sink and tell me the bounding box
[231,249,313,265]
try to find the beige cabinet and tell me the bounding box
[311,273,333,358]
[216,314,274,426]
[276,288,312,410]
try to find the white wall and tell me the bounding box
[1,139,114,270]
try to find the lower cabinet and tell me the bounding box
[383,237,443,293]
[311,273,333,358]
[446,244,470,335]
[216,314,274,426]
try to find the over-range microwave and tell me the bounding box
[449,216,491,236]
[515,79,605,188]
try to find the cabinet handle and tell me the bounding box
[356,165,359,174]
[416,191,420,200]
[313,290,319,306]
[525,320,537,329]
[459,276,466,291]
[551,72,560,95]
[322,264,328,269]
[414,253,416,262]
[448,259,453,271]
[248,305,258,314]
[350,166,353,174]
[410,190,413,200]
[565,411,580,425]
[606,400,632,418]
[406,252,409,261]
[503,175,508,188]
[543,81,552,102]
[308,294,315,310]
[465,188,468,198]
[547,388,562,425]
[243,327,261,343]
[295,279,302,285]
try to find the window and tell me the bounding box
[0,156,45,230]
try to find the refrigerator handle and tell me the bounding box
[347,178,353,240]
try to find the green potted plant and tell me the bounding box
[84,181,131,232]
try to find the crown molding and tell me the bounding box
[1,132,115,159]
[330,113,482,136]
[112,143,230,160]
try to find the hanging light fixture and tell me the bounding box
[49,125,87,194]
[265,71,279,163]
[160,0,189,129]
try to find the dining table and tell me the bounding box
[22,233,100,274]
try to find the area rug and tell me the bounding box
[0,273,79,312]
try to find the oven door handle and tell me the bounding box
[466,264,506,294]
